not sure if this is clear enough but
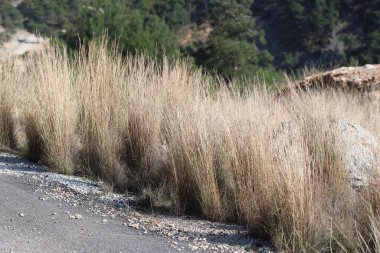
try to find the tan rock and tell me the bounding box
[0,30,49,58]
[279,64,380,97]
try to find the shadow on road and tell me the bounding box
[0,152,45,173]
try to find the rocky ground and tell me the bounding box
[0,152,273,253]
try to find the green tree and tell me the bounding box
[78,0,179,60]
[252,0,341,68]
[0,1,23,33]
[189,0,272,79]
[357,0,380,63]
[193,36,259,77]
[19,0,81,36]
[207,0,255,41]
[151,0,192,29]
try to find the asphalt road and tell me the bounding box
[0,152,255,253]
[0,170,185,253]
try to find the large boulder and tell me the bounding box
[335,119,380,187]
[272,119,380,188]
[279,64,380,98]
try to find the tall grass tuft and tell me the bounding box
[0,59,20,149]
[76,40,129,189]
[22,45,77,174]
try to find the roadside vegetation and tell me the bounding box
[1,40,380,252]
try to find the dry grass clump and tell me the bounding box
[121,57,168,190]
[357,189,380,253]
[76,41,128,189]
[22,46,78,174]
[1,40,380,252]
[0,59,20,148]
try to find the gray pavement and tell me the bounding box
[0,152,257,253]
[0,166,185,253]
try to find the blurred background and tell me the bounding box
[0,0,379,82]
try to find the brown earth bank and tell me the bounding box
[279,64,380,98]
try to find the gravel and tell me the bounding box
[0,151,273,252]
